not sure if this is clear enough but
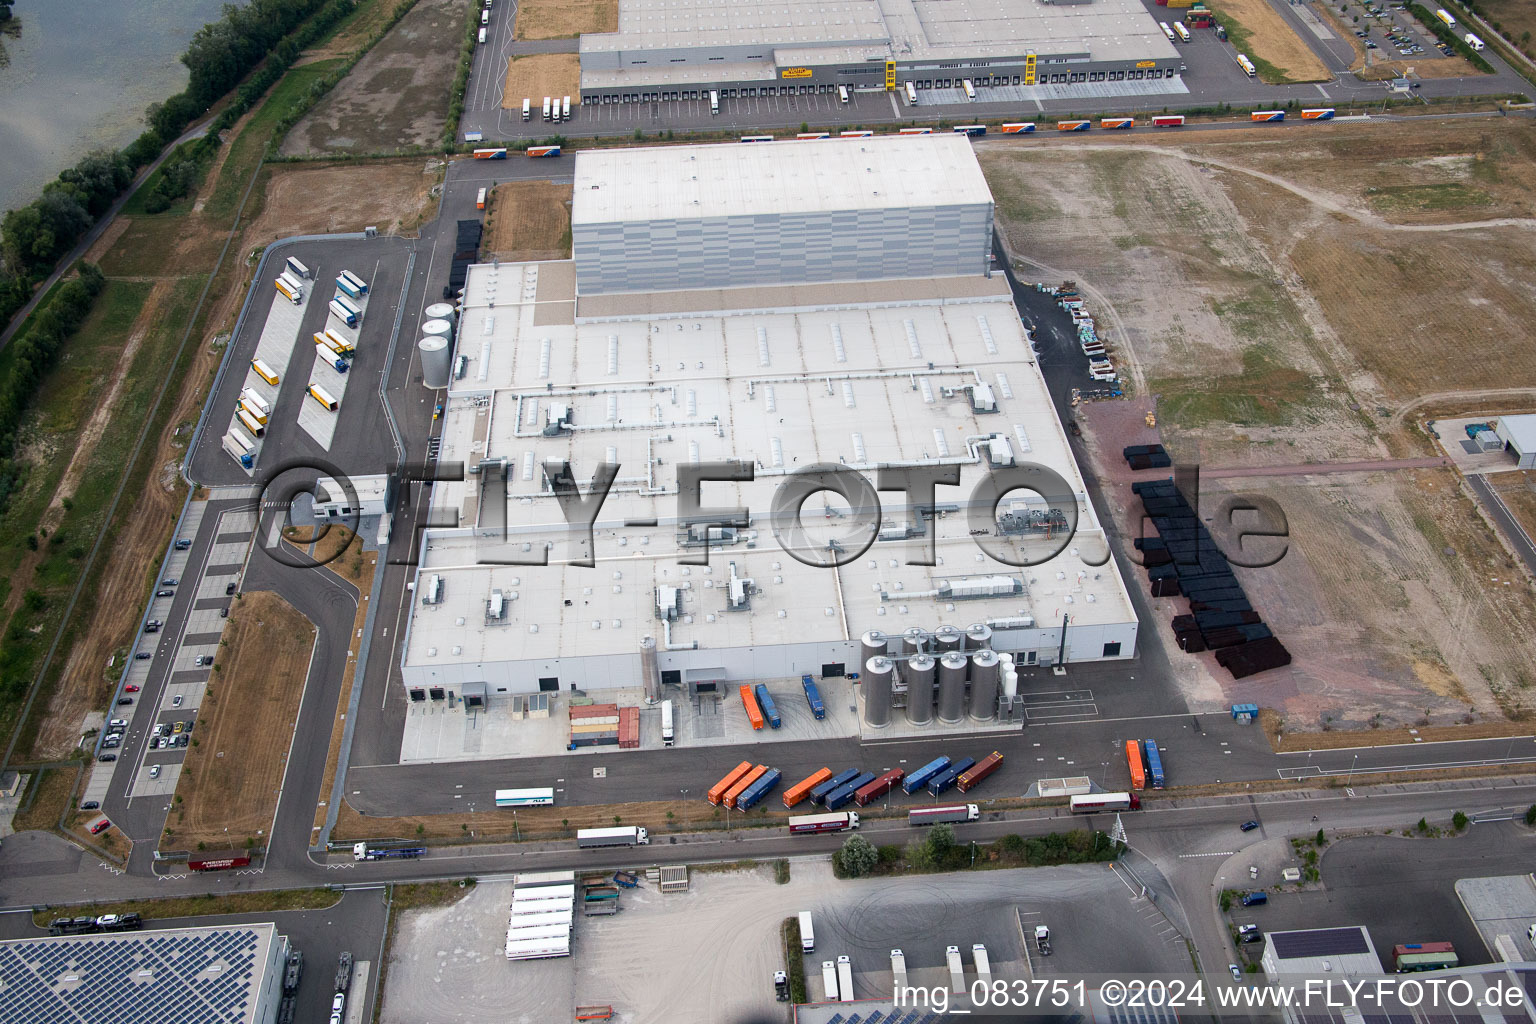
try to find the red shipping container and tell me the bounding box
[618,707,640,749]
[957,751,1003,792]
[570,703,620,719]
[853,769,905,806]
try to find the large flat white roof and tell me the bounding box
[572,135,992,224]
[404,259,1135,669]
[580,0,1178,64]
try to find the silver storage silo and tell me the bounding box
[965,622,993,651]
[639,636,660,705]
[419,336,451,390]
[969,649,1001,721]
[934,624,963,654]
[863,656,895,728]
[424,301,457,323]
[937,652,968,724]
[421,318,454,344]
[902,653,936,725]
[901,627,927,656]
[861,630,890,666]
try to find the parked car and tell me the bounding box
[173,721,185,735]
[134,652,152,660]
[149,765,161,780]
[196,655,213,667]
[102,736,121,749]
[226,582,237,595]
[89,819,112,835]
[80,801,100,810]
[155,590,174,598]
[1240,891,1268,907]
[144,622,160,633]
[1229,963,1243,980]
[221,606,230,618]
[124,684,140,692]
[98,754,116,763]
[172,695,184,708]
[116,697,133,706]
[161,578,178,586]
[174,539,192,549]
[1240,820,1260,832]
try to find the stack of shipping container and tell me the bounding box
[569,703,620,748]
[1131,478,1292,678]
[618,706,639,749]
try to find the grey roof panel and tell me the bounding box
[1269,927,1372,960]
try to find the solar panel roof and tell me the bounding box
[1270,927,1372,960]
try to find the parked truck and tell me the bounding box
[908,804,979,826]
[903,756,951,794]
[661,699,674,746]
[222,430,255,469]
[821,961,839,1001]
[1035,925,1052,956]
[957,751,1002,792]
[787,811,860,835]
[317,342,349,373]
[853,769,904,806]
[274,277,302,304]
[927,757,976,797]
[328,298,359,328]
[946,945,965,994]
[352,844,425,861]
[973,944,992,987]
[891,949,907,992]
[836,955,855,1003]
[1144,739,1166,788]
[810,768,861,805]
[825,772,876,810]
[801,675,826,719]
[735,767,782,810]
[739,684,765,730]
[576,826,649,848]
[753,684,782,728]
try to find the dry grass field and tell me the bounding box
[513,0,617,40]
[162,592,315,851]
[982,118,1536,730]
[1204,0,1331,81]
[501,53,582,111]
[483,181,572,260]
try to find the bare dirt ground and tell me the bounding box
[162,591,315,851]
[513,0,617,40]
[500,53,582,110]
[982,119,1536,731]
[1206,0,1331,80]
[32,159,439,760]
[301,0,415,62]
[483,181,571,260]
[281,0,463,156]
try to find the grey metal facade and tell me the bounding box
[573,202,993,296]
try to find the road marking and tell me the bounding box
[1278,754,1536,779]
[1178,851,1237,858]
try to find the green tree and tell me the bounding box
[1525,804,1536,827]
[924,822,957,864]
[836,834,878,878]
[1315,829,1326,846]
[1452,811,1468,830]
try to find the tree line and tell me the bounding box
[0,0,357,326]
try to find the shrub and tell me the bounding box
[835,835,878,878]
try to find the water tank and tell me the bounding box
[863,656,895,728]
[902,653,936,725]
[1002,662,1019,698]
[969,649,1001,721]
[937,652,968,723]
[901,627,927,656]
[965,622,993,651]
[934,624,963,654]
[419,336,451,390]
[639,636,660,705]
[861,630,890,667]
[424,301,457,322]
[422,317,454,343]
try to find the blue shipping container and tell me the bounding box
[754,684,782,729]
[825,772,876,810]
[927,758,976,797]
[1143,740,1165,788]
[811,769,861,805]
[336,276,363,300]
[801,675,826,719]
[737,768,782,810]
[903,756,951,794]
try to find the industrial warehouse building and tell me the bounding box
[572,139,993,295]
[577,0,1184,104]
[0,924,288,1024]
[400,135,1138,705]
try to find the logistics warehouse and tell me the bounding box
[397,135,1138,703]
[575,0,1183,105]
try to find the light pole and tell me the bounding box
[1345,754,1359,788]
[512,809,520,841]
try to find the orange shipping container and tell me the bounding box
[723,765,769,808]
[1126,740,1147,791]
[708,761,754,805]
[740,684,765,730]
[783,768,834,808]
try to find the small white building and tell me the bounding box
[1494,415,1536,469]
[314,474,391,518]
